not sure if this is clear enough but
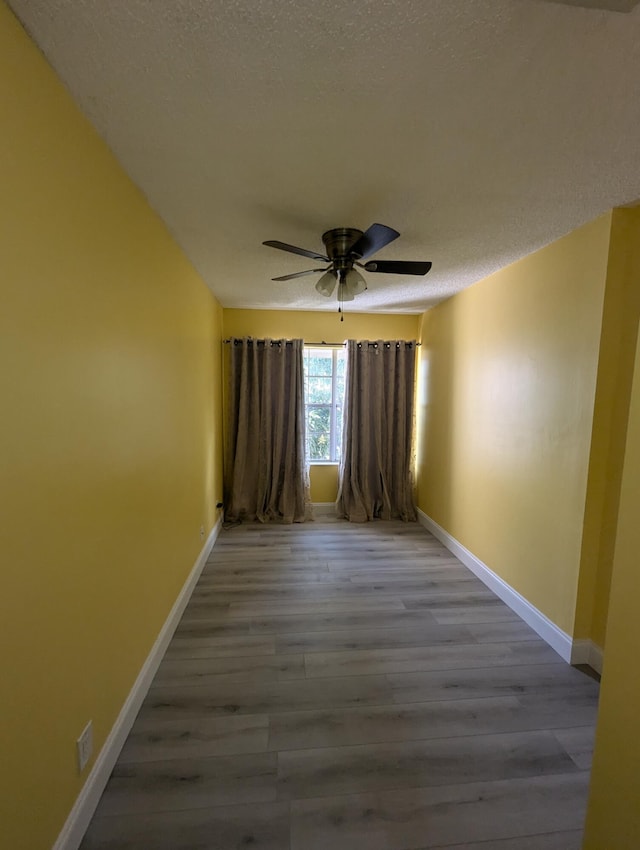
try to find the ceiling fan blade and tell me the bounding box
[348,223,400,260]
[364,260,432,276]
[272,268,330,281]
[263,240,329,262]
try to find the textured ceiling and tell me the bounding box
[9,0,640,313]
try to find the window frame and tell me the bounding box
[303,346,345,464]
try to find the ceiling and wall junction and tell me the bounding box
[8,0,640,312]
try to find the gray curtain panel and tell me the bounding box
[224,337,311,523]
[337,339,417,522]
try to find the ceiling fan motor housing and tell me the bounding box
[322,227,363,269]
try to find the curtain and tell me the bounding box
[224,337,311,523]
[337,339,417,522]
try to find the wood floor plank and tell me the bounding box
[289,772,590,850]
[425,831,584,850]
[387,662,599,705]
[140,673,395,719]
[467,620,540,643]
[428,604,521,623]
[553,726,596,769]
[327,555,465,568]
[198,573,347,586]
[308,535,439,545]
[250,608,441,635]
[275,623,478,654]
[188,577,482,604]
[152,653,305,685]
[227,596,408,617]
[119,714,269,762]
[302,641,562,678]
[206,545,293,560]
[202,562,331,578]
[80,801,290,850]
[164,634,275,658]
[328,566,477,580]
[516,691,599,725]
[96,752,278,815]
[268,694,598,752]
[395,591,503,609]
[277,729,577,800]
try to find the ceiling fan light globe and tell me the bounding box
[345,268,366,295]
[337,282,355,303]
[315,271,337,297]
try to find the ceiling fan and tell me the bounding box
[263,223,432,305]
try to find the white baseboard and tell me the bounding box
[416,508,575,663]
[53,518,222,850]
[589,641,604,674]
[570,639,604,674]
[312,502,337,516]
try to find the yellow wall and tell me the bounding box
[0,6,223,849]
[583,323,640,849]
[223,309,419,502]
[310,463,341,503]
[416,216,611,634]
[223,308,419,345]
[574,208,640,646]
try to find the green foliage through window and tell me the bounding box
[304,347,346,462]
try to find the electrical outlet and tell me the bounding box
[76,720,93,773]
[200,525,205,539]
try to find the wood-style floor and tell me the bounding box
[80,517,599,850]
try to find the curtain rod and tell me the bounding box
[304,341,420,347]
[222,339,420,346]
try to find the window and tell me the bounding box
[303,346,346,462]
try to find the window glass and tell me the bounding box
[307,406,331,432]
[307,376,332,404]
[304,347,346,462]
[306,351,332,376]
